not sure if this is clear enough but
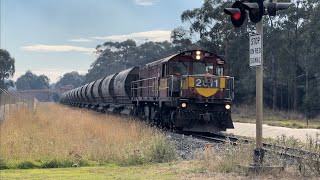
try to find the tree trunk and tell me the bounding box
[272,54,277,111]
[287,79,290,112]
[293,5,299,112]
[280,87,283,110]
[0,75,5,89]
[305,51,309,97]
[293,71,298,112]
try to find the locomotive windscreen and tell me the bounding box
[193,62,213,75]
[169,61,190,76]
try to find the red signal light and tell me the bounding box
[224,1,246,28]
[233,13,241,20]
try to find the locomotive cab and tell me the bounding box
[158,50,234,131]
[161,50,232,99]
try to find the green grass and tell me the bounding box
[0,162,190,180]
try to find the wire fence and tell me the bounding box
[0,88,38,124]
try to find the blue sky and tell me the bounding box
[1,0,203,83]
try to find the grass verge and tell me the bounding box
[0,163,178,180]
[0,103,176,169]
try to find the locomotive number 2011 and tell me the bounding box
[195,78,219,88]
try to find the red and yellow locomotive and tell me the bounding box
[60,50,234,132]
[131,50,234,132]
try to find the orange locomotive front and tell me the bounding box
[132,50,234,132]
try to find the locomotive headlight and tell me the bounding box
[225,104,231,110]
[196,51,201,55]
[181,103,187,108]
[196,55,201,60]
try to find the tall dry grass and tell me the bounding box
[199,140,254,174]
[0,103,176,168]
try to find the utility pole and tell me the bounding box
[255,20,264,165]
[224,0,294,170]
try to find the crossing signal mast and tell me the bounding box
[224,0,293,27]
[224,0,293,170]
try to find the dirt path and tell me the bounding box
[227,122,320,142]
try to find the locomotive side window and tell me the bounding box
[161,64,166,78]
[216,64,224,76]
[169,61,189,76]
[193,62,213,75]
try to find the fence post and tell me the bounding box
[0,93,4,123]
[0,88,39,123]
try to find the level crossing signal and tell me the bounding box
[224,0,293,28]
[223,1,246,28]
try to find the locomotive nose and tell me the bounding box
[181,75,232,99]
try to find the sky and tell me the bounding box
[0,0,203,83]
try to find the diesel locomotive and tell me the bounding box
[60,50,234,132]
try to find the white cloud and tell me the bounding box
[21,44,95,53]
[93,30,171,43]
[134,0,153,6]
[68,38,93,42]
[13,68,88,83]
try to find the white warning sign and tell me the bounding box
[249,34,262,67]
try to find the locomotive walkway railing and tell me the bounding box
[131,75,176,99]
[131,77,160,98]
[0,88,38,124]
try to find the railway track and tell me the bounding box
[178,131,320,162]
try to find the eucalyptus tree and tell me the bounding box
[55,71,84,89]
[16,71,50,90]
[0,49,15,90]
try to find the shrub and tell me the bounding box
[123,151,146,166]
[148,135,177,163]
[0,158,7,170]
[41,159,90,168]
[17,161,38,169]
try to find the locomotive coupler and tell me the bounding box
[200,113,213,122]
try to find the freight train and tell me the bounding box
[60,50,234,132]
